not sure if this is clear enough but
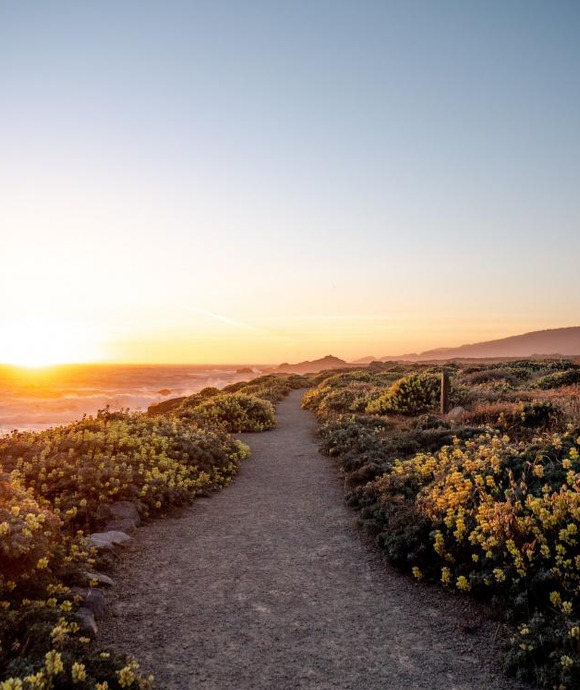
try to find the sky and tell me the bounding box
[1,1,579,365]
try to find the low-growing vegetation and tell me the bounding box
[366,371,466,416]
[177,393,276,432]
[0,373,301,688]
[306,358,580,688]
[175,374,309,430]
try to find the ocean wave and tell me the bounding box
[0,366,262,432]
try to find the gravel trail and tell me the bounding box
[100,390,525,689]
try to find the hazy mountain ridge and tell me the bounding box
[377,327,580,361]
[352,355,377,364]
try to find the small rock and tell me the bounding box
[86,589,108,619]
[71,587,107,618]
[83,571,114,587]
[76,607,98,637]
[86,531,131,550]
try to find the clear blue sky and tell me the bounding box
[1,1,579,363]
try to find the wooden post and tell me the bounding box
[440,370,450,415]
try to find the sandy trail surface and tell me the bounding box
[100,390,525,689]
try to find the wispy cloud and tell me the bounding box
[270,315,388,322]
[182,306,298,347]
[183,306,260,332]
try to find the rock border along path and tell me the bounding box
[100,390,526,689]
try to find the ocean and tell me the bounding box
[0,364,265,433]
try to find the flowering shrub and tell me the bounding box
[177,374,308,412]
[318,415,393,458]
[0,412,249,531]
[535,370,580,390]
[0,475,61,584]
[366,372,443,416]
[462,360,580,392]
[0,393,257,686]
[178,393,276,433]
[309,361,580,687]
[0,474,153,688]
[462,369,519,387]
[224,373,308,398]
[232,384,286,404]
[303,384,386,415]
[359,432,580,687]
[231,379,292,404]
[302,371,393,416]
[465,400,563,434]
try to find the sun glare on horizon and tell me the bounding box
[0,318,102,368]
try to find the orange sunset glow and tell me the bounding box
[2,4,580,690]
[2,0,579,367]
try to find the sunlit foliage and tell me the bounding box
[0,372,291,686]
[177,393,276,433]
[309,359,580,687]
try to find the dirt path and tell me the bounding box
[100,391,524,689]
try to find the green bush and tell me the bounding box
[535,370,580,390]
[303,385,361,415]
[0,474,153,688]
[466,400,563,433]
[222,373,309,403]
[308,360,580,686]
[302,370,392,416]
[1,412,249,532]
[0,368,293,687]
[179,393,276,432]
[362,432,580,687]
[236,380,291,403]
[0,399,257,687]
[463,369,519,387]
[318,414,392,458]
[197,386,221,399]
[366,372,442,416]
[315,404,580,687]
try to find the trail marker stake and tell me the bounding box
[441,370,450,415]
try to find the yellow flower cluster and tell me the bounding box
[1,413,250,532]
[0,380,270,688]
[309,360,580,686]
[372,429,580,685]
[0,475,61,583]
[0,651,152,689]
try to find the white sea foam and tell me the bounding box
[0,365,264,432]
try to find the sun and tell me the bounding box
[0,317,102,368]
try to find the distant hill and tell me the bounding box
[379,327,580,361]
[352,355,376,364]
[277,355,348,374]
